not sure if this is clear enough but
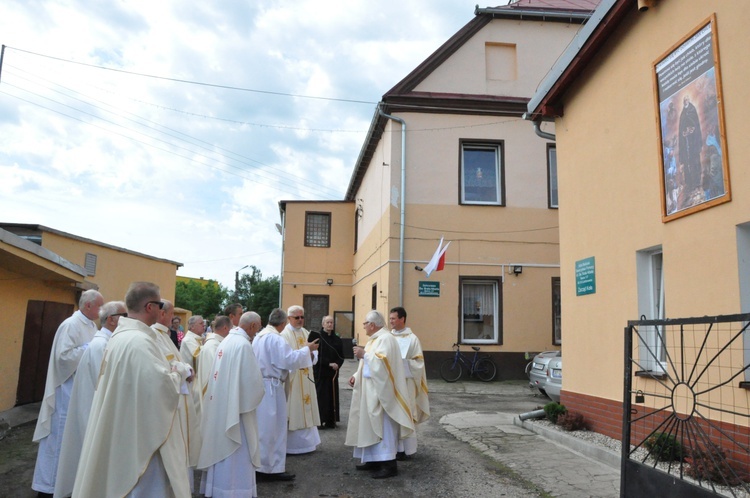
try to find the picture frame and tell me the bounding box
[653,14,730,222]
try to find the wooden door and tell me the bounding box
[16,301,74,405]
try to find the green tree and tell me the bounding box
[175,279,229,320]
[231,266,280,325]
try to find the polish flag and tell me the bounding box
[424,237,451,277]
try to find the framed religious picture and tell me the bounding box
[653,14,730,222]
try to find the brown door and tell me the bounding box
[16,300,74,406]
[302,295,329,335]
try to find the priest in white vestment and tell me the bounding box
[152,299,202,491]
[253,308,319,481]
[345,310,414,479]
[389,306,430,461]
[197,315,231,399]
[281,305,321,454]
[53,301,125,498]
[73,282,193,498]
[32,289,103,496]
[198,312,264,497]
[181,315,205,421]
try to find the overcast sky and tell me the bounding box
[0,0,484,289]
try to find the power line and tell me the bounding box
[3,65,346,198]
[0,87,340,200]
[5,45,378,105]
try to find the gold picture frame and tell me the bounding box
[653,14,730,222]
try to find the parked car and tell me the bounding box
[545,357,563,403]
[526,350,561,397]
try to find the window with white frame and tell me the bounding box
[636,248,665,373]
[460,277,502,344]
[548,145,558,208]
[460,141,504,205]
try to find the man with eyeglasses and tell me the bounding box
[54,300,126,498]
[345,310,414,479]
[253,308,319,481]
[73,282,194,497]
[32,288,103,497]
[281,305,322,455]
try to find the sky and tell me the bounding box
[0,0,486,289]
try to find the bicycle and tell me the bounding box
[439,343,497,382]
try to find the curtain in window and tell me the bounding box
[463,283,494,316]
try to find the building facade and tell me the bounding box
[280,1,599,377]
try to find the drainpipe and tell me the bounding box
[533,120,556,141]
[522,112,556,141]
[378,104,406,306]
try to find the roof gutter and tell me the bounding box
[475,6,594,22]
[378,104,406,306]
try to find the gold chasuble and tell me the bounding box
[73,318,192,497]
[281,325,321,430]
[345,328,414,449]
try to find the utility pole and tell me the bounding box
[235,264,249,296]
[0,45,5,83]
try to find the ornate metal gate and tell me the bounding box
[623,314,750,497]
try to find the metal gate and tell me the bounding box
[623,314,750,497]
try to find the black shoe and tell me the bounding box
[356,461,381,471]
[372,460,397,479]
[396,451,411,461]
[325,422,337,429]
[256,471,296,481]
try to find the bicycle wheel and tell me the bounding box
[439,358,463,382]
[474,358,497,382]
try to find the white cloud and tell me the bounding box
[0,0,478,288]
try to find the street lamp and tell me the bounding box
[235,265,249,295]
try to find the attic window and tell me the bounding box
[486,43,517,81]
[84,252,97,276]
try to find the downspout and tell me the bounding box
[378,104,406,306]
[533,120,556,141]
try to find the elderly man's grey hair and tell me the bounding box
[99,301,125,322]
[188,315,204,329]
[268,308,287,327]
[287,305,304,316]
[79,289,103,308]
[239,311,261,327]
[365,310,386,328]
[160,299,174,313]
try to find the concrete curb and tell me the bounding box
[514,416,621,470]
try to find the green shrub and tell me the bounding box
[644,432,683,462]
[556,411,588,431]
[543,402,567,424]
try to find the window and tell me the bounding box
[84,252,97,276]
[551,277,561,345]
[636,248,665,373]
[460,277,502,344]
[460,141,504,205]
[548,145,558,208]
[305,212,331,247]
[371,283,377,310]
[736,223,750,381]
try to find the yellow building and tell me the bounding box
[527,0,750,475]
[0,223,181,411]
[280,1,600,376]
